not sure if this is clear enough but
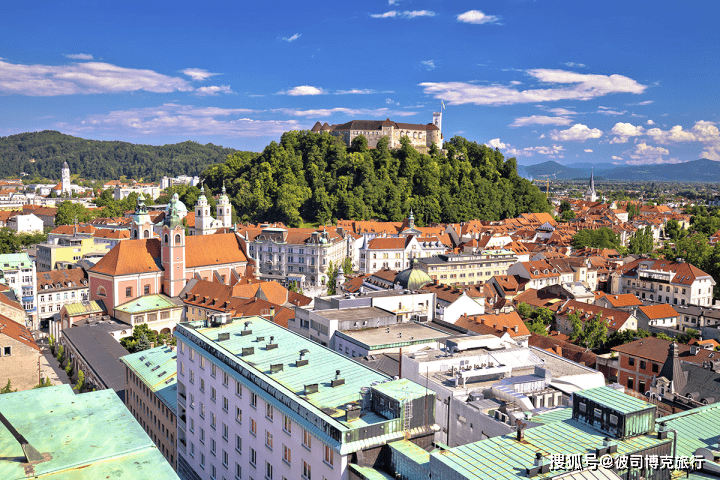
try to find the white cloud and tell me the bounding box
[422,60,436,70]
[371,10,435,19]
[584,149,593,153]
[334,89,392,95]
[456,10,500,25]
[385,98,399,105]
[182,68,220,81]
[625,142,672,165]
[609,122,645,143]
[550,124,603,142]
[420,69,646,106]
[273,107,417,117]
[281,33,302,42]
[627,100,654,106]
[0,59,194,96]
[486,138,507,149]
[612,156,623,161]
[563,62,586,68]
[389,0,400,4]
[279,85,326,96]
[510,115,572,127]
[548,108,576,116]
[647,119,655,125]
[646,121,720,160]
[484,139,564,157]
[597,106,626,115]
[57,103,299,138]
[64,53,93,60]
[195,85,233,96]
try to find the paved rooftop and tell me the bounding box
[314,306,395,322]
[338,322,451,348]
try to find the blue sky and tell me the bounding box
[1,0,718,166]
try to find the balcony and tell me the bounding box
[178,413,186,431]
[178,391,186,405]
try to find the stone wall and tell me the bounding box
[0,336,40,391]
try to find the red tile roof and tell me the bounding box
[185,233,248,268]
[90,239,161,276]
[455,312,530,338]
[615,259,711,286]
[612,336,717,364]
[595,292,642,308]
[0,314,40,351]
[528,333,597,366]
[367,237,411,250]
[557,299,634,331]
[638,304,679,320]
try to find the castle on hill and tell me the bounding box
[311,112,443,153]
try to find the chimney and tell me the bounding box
[513,325,519,333]
[503,325,508,333]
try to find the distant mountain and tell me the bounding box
[0,130,240,181]
[602,158,720,182]
[523,158,720,182]
[524,161,585,179]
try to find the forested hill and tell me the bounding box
[0,131,239,181]
[201,132,551,227]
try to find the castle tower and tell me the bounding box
[61,161,71,195]
[432,112,442,132]
[161,198,186,297]
[408,209,415,230]
[584,168,597,203]
[130,193,154,239]
[217,182,232,228]
[194,185,213,236]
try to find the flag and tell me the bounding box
[441,100,445,110]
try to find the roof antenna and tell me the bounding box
[0,411,45,463]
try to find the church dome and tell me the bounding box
[165,193,188,219]
[395,258,432,291]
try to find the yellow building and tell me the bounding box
[36,236,110,271]
[418,249,518,286]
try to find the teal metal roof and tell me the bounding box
[121,345,178,413]
[430,418,671,480]
[0,252,32,270]
[529,407,573,424]
[64,300,105,316]
[348,463,396,480]
[389,439,431,466]
[574,386,654,414]
[115,294,179,314]
[0,385,178,480]
[178,317,390,429]
[657,403,720,459]
[372,378,430,402]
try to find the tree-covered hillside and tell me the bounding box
[0,131,239,181]
[201,131,550,226]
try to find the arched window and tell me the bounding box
[133,230,138,239]
[143,229,150,238]
[175,234,181,245]
[97,286,106,297]
[164,234,169,244]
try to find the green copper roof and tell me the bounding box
[0,252,33,270]
[121,345,178,413]
[63,300,105,316]
[115,294,178,314]
[657,403,720,459]
[431,417,671,480]
[372,378,429,402]
[395,259,432,290]
[529,407,573,424]
[574,386,655,415]
[348,464,395,480]
[0,385,178,480]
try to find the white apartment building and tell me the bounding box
[242,226,350,287]
[114,183,162,201]
[174,317,437,480]
[7,213,44,233]
[358,235,421,273]
[37,268,89,323]
[610,258,716,307]
[0,252,36,328]
[506,260,575,290]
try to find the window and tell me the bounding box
[266,403,273,421]
[212,364,217,377]
[324,445,334,466]
[211,413,217,429]
[250,392,257,408]
[144,285,150,295]
[593,408,602,418]
[211,438,217,455]
[200,357,205,369]
[190,393,195,409]
[190,442,195,457]
[200,428,205,444]
[302,429,312,449]
[302,460,311,480]
[212,387,217,402]
[223,450,229,468]
[628,357,635,367]
[3,346,11,356]
[579,402,586,413]
[652,363,659,373]
[223,396,229,412]
[236,381,242,397]
[236,407,242,423]
[235,434,242,452]
[265,431,273,449]
[283,445,291,464]
[200,403,205,418]
[250,418,257,436]
[190,418,195,433]
[200,453,205,469]
[200,378,205,392]
[628,377,634,390]
[235,463,241,480]
[126,286,132,297]
[640,360,646,370]
[283,415,291,434]
[266,461,273,480]
[223,372,229,387]
[250,448,256,467]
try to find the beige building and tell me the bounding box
[37,269,90,323]
[113,294,184,336]
[418,249,518,286]
[0,314,41,391]
[122,345,178,471]
[311,113,443,153]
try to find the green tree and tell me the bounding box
[0,379,16,394]
[569,311,608,348]
[629,226,654,255]
[55,201,92,225]
[562,209,576,221]
[526,319,548,336]
[516,302,534,319]
[342,257,353,275]
[531,307,554,325]
[56,344,64,362]
[33,377,53,389]
[665,219,684,241]
[559,200,572,214]
[572,228,620,249]
[326,261,339,295]
[135,334,152,352]
[76,370,85,392]
[0,228,21,254]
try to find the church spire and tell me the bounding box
[590,167,595,191]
